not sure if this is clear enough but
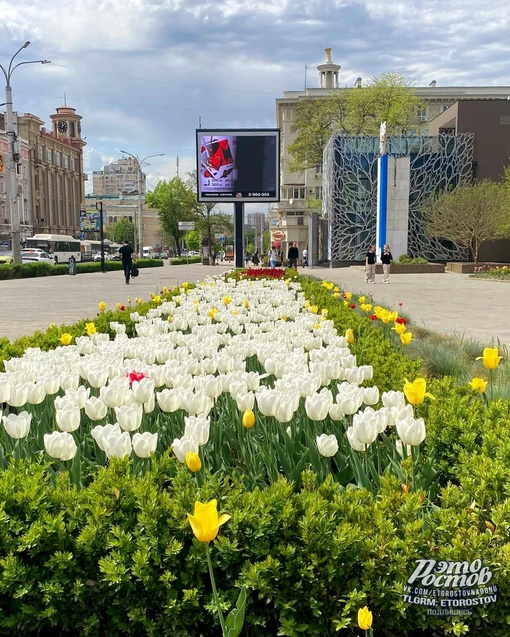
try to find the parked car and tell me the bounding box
[93,252,112,261]
[21,250,55,265]
[0,252,13,265]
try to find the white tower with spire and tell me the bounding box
[317,47,340,89]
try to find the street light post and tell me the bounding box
[120,150,164,257]
[1,41,50,264]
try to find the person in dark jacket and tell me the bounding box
[381,244,393,283]
[365,245,376,284]
[287,242,299,270]
[118,239,135,284]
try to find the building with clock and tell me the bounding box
[0,104,87,241]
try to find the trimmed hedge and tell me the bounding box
[0,259,163,280]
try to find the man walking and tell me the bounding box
[287,242,299,270]
[118,239,135,285]
[365,244,376,284]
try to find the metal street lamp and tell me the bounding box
[120,150,164,257]
[0,41,50,264]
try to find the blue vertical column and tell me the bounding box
[376,153,388,260]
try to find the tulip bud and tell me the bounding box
[316,433,339,457]
[185,451,202,472]
[242,409,255,429]
[345,328,355,344]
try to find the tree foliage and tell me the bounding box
[288,73,424,171]
[110,217,134,245]
[420,179,509,263]
[145,178,197,257]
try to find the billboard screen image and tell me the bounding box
[196,129,280,203]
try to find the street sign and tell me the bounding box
[178,221,195,230]
[272,230,286,241]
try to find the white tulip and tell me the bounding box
[172,435,199,463]
[381,390,406,409]
[39,374,61,395]
[358,365,374,381]
[2,411,31,439]
[352,412,379,445]
[0,378,11,403]
[336,395,363,416]
[363,386,380,406]
[274,394,298,423]
[115,403,143,431]
[8,383,29,407]
[87,368,109,388]
[91,423,121,452]
[184,415,210,446]
[156,388,182,413]
[143,393,155,414]
[131,377,155,404]
[44,431,77,461]
[100,383,129,408]
[316,433,339,457]
[84,397,108,420]
[396,416,426,446]
[56,405,81,432]
[346,426,366,452]
[255,389,277,417]
[103,429,132,459]
[329,404,346,421]
[235,391,255,412]
[132,431,158,458]
[305,389,333,421]
[65,386,90,409]
[26,382,46,405]
[344,368,364,384]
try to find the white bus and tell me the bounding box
[80,239,121,261]
[26,234,82,263]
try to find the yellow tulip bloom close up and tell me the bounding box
[404,378,435,405]
[468,377,488,394]
[345,328,355,344]
[185,452,202,473]
[400,331,413,346]
[187,500,230,543]
[358,606,373,630]
[477,347,502,370]
[242,409,255,429]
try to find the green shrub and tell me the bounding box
[169,256,202,265]
[0,259,163,280]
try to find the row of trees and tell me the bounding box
[146,173,233,257]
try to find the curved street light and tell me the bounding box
[1,41,50,263]
[120,150,165,257]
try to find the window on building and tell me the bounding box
[417,107,427,121]
[73,158,79,172]
[64,155,69,169]
[38,145,44,161]
[315,186,323,200]
[47,149,53,163]
[56,151,61,167]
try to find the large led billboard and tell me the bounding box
[196,129,280,203]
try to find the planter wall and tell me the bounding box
[446,262,510,274]
[375,263,445,274]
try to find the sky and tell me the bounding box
[2,0,510,208]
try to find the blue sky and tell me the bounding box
[2,0,510,198]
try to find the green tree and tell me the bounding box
[111,217,135,245]
[288,73,424,171]
[184,230,200,253]
[421,180,508,263]
[146,178,197,257]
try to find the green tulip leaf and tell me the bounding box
[225,588,247,637]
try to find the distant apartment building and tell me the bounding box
[272,47,510,263]
[0,104,86,241]
[93,158,147,196]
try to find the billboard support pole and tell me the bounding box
[234,202,244,269]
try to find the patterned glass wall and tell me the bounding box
[323,134,475,262]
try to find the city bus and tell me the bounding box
[80,239,121,261]
[25,234,82,263]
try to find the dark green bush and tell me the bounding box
[169,256,202,265]
[0,259,163,280]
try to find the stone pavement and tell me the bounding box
[0,262,508,351]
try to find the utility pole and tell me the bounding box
[1,42,50,263]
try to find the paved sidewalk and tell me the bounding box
[0,263,508,351]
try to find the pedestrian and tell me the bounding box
[118,239,135,285]
[381,244,393,283]
[211,251,216,266]
[287,242,299,270]
[245,251,251,266]
[365,244,376,284]
[302,248,309,267]
[252,249,260,266]
[269,247,279,268]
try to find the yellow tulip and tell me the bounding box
[345,328,355,344]
[400,331,413,346]
[185,452,202,473]
[404,378,435,405]
[187,500,230,543]
[60,333,72,345]
[85,322,96,336]
[98,301,106,312]
[344,291,352,300]
[468,377,488,394]
[242,409,255,429]
[358,606,373,630]
[477,347,502,370]
[359,295,366,303]
[223,295,231,306]
[392,322,406,335]
[310,305,319,314]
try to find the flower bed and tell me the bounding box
[0,272,508,635]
